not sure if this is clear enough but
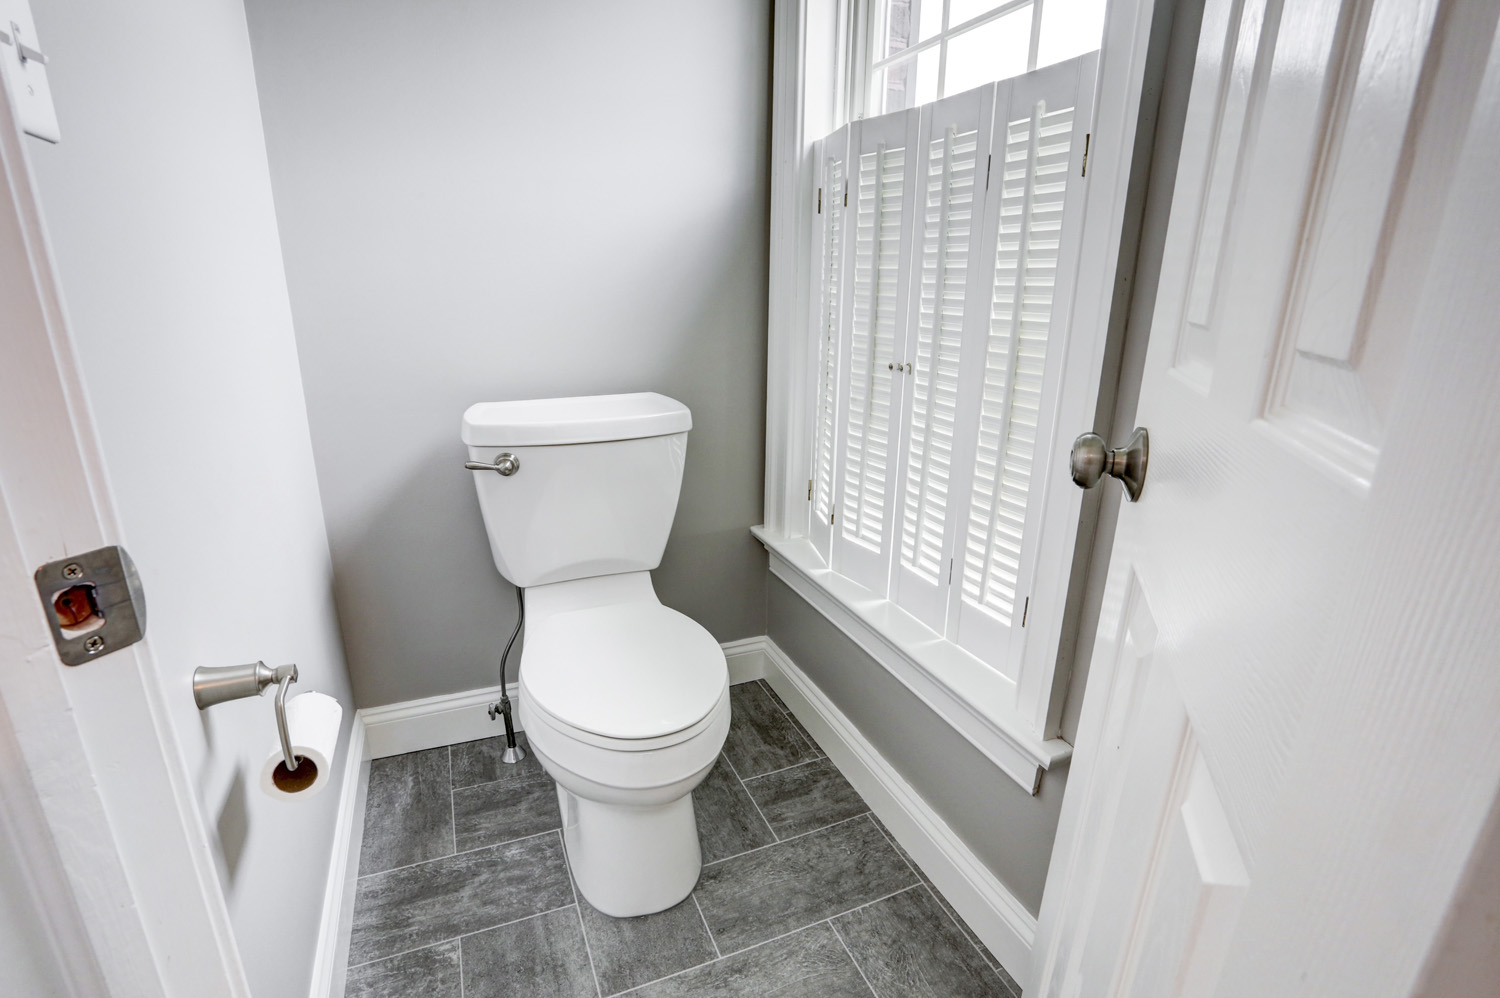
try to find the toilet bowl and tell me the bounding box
[461,393,729,917]
[518,571,728,915]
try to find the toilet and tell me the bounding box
[461,392,729,917]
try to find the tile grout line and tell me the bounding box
[346,900,580,971]
[921,881,1018,994]
[708,882,926,965]
[702,810,875,869]
[828,918,880,998]
[690,892,721,960]
[614,883,931,997]
[606,915,840,998]
[457,937,465,998]
[870,814,1019,995]
[739,757,821,783]
[448,745,458,854]
[719,751,780,843]
[356,825,562,881]
[757,679,820,756]
[559,830,604,998]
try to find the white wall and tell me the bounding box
[27,3,354,996]
[243,0,772,707]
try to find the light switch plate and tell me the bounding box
[0,0,58,143]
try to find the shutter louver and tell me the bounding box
[832,110,919,592]
[902,126,974,580]
[963,104,1074,623]
[889,84,997,631]
[843,144,902,548]
[954,55,1096,675]
[810,129,849,561]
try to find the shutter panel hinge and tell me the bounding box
[985,154,992,191]
[808,478,814,500]
[830,510,835,525]
[844,181,848,207]
[818,187,822,214]
[1021,596,1030,627]
[948,559,954,584]
[1081,133,1090,177]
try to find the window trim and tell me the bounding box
[761,0,1161,792]
[867,0,1042,116]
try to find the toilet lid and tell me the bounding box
[521,601,727,741]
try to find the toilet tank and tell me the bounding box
[461,393,692,588]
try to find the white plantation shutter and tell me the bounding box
[802,53,1097,681]
[954,53,1097,673]
[889,84,997,630]
[831,108,920,592]
[809,128,849,561]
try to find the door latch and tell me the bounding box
[33,545,146,665]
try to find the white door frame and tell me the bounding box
[0,61,249,997]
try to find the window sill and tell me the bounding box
[752,526,1072,794]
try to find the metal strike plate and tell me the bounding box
[33,545,146,665]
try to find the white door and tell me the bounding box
[1033,0,1500,994]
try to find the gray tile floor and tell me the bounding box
[346,680,1023,998]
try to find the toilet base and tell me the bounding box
[558,785,702,917]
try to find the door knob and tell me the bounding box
[465,453,520,476]
[1070,427,1148,502]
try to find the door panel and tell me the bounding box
[1033,0,1500,994]
[1265,0,1442,486]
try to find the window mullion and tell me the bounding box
[1027,0,1043,71]
[937,0,951,99]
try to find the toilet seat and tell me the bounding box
[521,589,727,742]
[520,684,729,801]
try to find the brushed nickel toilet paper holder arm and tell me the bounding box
[192,661,301,772]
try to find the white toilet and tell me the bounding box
[461,392,730,918]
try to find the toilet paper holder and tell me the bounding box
[192,661,302,772]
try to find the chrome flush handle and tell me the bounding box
[465,453,520,476]
[1070,427,1148,502]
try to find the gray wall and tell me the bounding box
[28,2,355,995]
[244,0,772,708]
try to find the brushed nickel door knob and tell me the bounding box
[1071,427,1148,502]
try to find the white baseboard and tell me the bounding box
[359,640,770,760]
[360,683,519,760]
[721,636,768,685]
[754,636,1038,983]
[309,717,366,998]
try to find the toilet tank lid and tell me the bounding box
[462,392,692,446]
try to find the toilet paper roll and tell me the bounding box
[259,691,343,800]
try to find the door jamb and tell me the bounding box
[0,59,250,998]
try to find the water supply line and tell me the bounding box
[489,586,526,764]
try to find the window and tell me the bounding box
[867,0,1107,115]
[759,0,1150,792]
[811,53,1097,685]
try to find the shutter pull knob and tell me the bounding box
[1070,427,1148,502]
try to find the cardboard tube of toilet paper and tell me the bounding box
[259,691,343,800]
